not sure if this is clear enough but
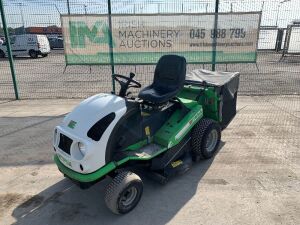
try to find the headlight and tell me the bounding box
[53,129,57,145]
[78,142,86,156]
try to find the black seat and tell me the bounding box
[138,55,186,104]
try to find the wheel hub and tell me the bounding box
[206,129,218,152]
[120,186,138,207]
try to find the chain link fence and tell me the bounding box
[0,0,300,99]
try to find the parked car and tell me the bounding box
[0,34,50,58]
[48,37,64,49]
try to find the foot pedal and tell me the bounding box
[151,137,191,170]
[164,154,193,178]
[148,154,193,184]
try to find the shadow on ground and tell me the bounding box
[11,143,225,225]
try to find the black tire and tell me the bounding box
[0,50,5,58]
[29,50,38,58]
[41,53,48,57]
[104,171,143,214]
[191,118,221,159]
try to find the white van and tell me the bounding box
[0,34,50,58]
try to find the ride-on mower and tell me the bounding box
[53,55,240,214]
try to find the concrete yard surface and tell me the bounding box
[0,96,299,225]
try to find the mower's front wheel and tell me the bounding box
[104,171,143,214]
[191,118,221,159]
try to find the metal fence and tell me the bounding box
[1,0,300,99]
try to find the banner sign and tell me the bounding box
[61,12,261,65]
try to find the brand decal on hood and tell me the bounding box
[68,120,77,129]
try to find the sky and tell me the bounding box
[1,0,300,29]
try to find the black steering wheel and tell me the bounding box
[113,72,141,97]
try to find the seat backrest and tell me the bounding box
[153,55,186,92]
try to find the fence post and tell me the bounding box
[107,0,115,93]
[275,28,284,52]
[0,0,19,99]
[18,3,25,34]
[66,0,70,14]
[211,0,219,71]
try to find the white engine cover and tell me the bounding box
[53,93,127,173]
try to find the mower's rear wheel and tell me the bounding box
[29,50,38,58]
[104,171,143,214]
[191,118,221,159]
[0,50,5,58]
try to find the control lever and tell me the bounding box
[130,72,135,79]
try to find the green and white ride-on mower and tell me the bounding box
[53,55,240,214]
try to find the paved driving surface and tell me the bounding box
[0,96,299,225]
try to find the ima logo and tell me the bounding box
[68,120,77,129]
[69,21,113,48]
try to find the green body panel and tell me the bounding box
[54,154,116,182]
[178,85,203,100]
[198,87,221,122]
[177,97,198,109]
[154,103,203,148]
[179,85,221,122]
